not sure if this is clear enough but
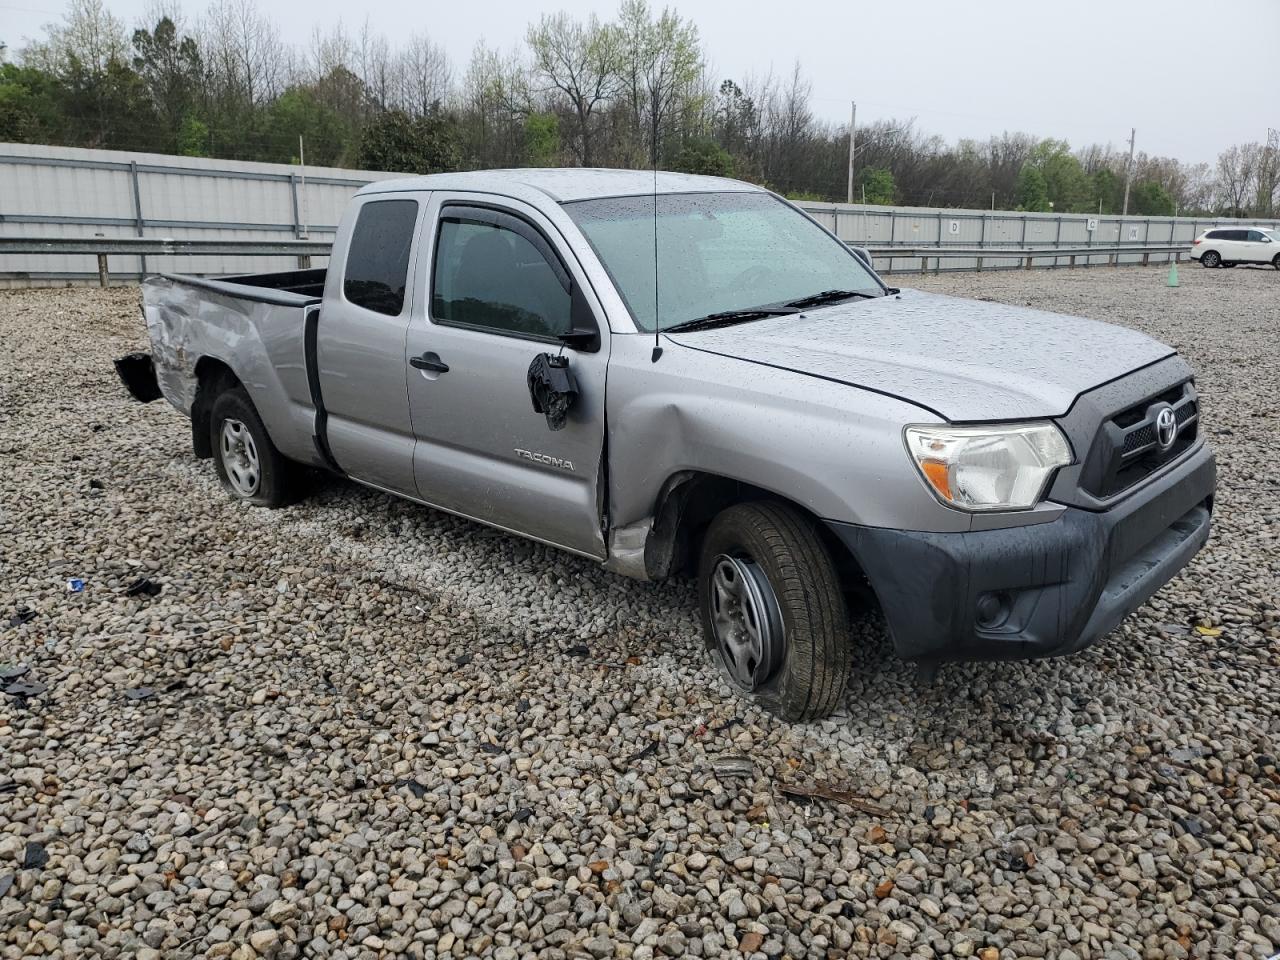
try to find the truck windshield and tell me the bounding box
[565,191,883,332]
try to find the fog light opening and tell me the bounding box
[976,591,1012,629]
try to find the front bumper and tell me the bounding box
[828,443,1215,663]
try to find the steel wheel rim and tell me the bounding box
[220,419,261,497]
[709,553,784,691]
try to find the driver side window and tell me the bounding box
[432,216,571,340]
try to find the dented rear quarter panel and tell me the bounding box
[140,276,321,465]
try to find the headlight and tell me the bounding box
[904,422,1072,512]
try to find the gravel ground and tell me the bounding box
[1,264,1278,960]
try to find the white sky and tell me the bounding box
[3,0,1275,165]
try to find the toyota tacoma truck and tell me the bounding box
[120,169,1216,720]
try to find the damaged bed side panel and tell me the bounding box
[140,275,325,466]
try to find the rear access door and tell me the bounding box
[403,192,609,558]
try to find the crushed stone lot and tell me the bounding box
[1,264,1278,960]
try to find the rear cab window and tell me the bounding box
[344,199,419,316]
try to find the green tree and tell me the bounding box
[673,136,733,176]
[1016,164,1050,211]
[858,167,895,204]
[1130,181,1175,216]
[357,108,461,173]
[524,111,560,165]
[131,16,203,153]
[265,86,355,166]
[0,64,63,142]
[1031,140,1091,212]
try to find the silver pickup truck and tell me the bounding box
[121,169,1216,720]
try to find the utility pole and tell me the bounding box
[846,101,856,205]
[1121,127,1136,216]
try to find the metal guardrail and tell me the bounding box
[0,235,1190,286]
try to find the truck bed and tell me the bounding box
[156,267,327,305]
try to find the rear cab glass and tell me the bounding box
[344,199,419,315]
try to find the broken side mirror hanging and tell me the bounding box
[527,353,579,431]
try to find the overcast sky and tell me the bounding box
[3,0,1275,165]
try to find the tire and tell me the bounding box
[1273,254,1279,270]
[1201,250,1221,267]
[698,501,852,721]
[209,386,295,508]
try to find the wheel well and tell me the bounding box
[191,357,240,459]
[646,472,866,589]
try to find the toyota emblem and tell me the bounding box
[1155,406,1178,450]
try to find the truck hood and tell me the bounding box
[670,287,1175,421]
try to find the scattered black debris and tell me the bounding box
[395,779,428,798]
[88,478,104,490]
[996,849,1030,873]
[627,741,660,764]
[69,454,82,462]
[648,841,671,876]
[0,783,18,796]
[6,609,36,629]
[478,743,503,755]
[322,671,338,693]
[0,875,12,898]
[91,424,106,433]
[1177,816,1205,836]
[125,578,162,598]
[512,807,534,823]
[124,687,156,701]
[923,805,937,822]
[566,644,590,658]
[454,654,473,667]
[164,679,187,693]
[0,664,31,683]
[516,698,530,713]
[23,842,48,870]
[4,680,47,699]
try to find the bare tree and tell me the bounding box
[618,0,703,165]
[398,32,452,116]
[1216,144,1255,216]
[527,12,620,166]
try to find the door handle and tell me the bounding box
[409,354,449,373]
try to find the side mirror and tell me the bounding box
[558,281,600,352]
[527,352,579,430]
[849,246,873,268]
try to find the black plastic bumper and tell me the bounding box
[829,443,1216,663]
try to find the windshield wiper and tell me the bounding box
[663,307,797,333]
[783,289,878,309]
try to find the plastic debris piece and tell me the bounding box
[627,741,659,764]
[778,781,894,817]
[88,479,104,490]
[0,664,31,683]
[478,743,503,755]
[511,807,534,823]
[711,756,755,779]
[6,609,36,629]
[124,687,156,700]
[0,875,12,898]
[1194,625,1223,637]
[565,645,590,658]
[0,783,17,795]
[125,578,162,598]
[454,654,473,667]
[4,680,47,698]
[67,578,85,593]
[22,842,48,870]
[395,779,428,798]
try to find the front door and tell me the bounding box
[404,193,609,558]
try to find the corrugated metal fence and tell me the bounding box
[3,142,1278,285]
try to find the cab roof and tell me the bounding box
[357,168,761,204]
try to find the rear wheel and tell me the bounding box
[1201,250,1221,268]
[698,501,852,721]
[1273,253,1279,270]
[210,387,296,508]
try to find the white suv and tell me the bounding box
[1191,226,1280,269]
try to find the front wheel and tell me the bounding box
[1201,250,1221,267]
[1273,254,1279,270]
[210,387,296,508]
[698,501,852,721]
